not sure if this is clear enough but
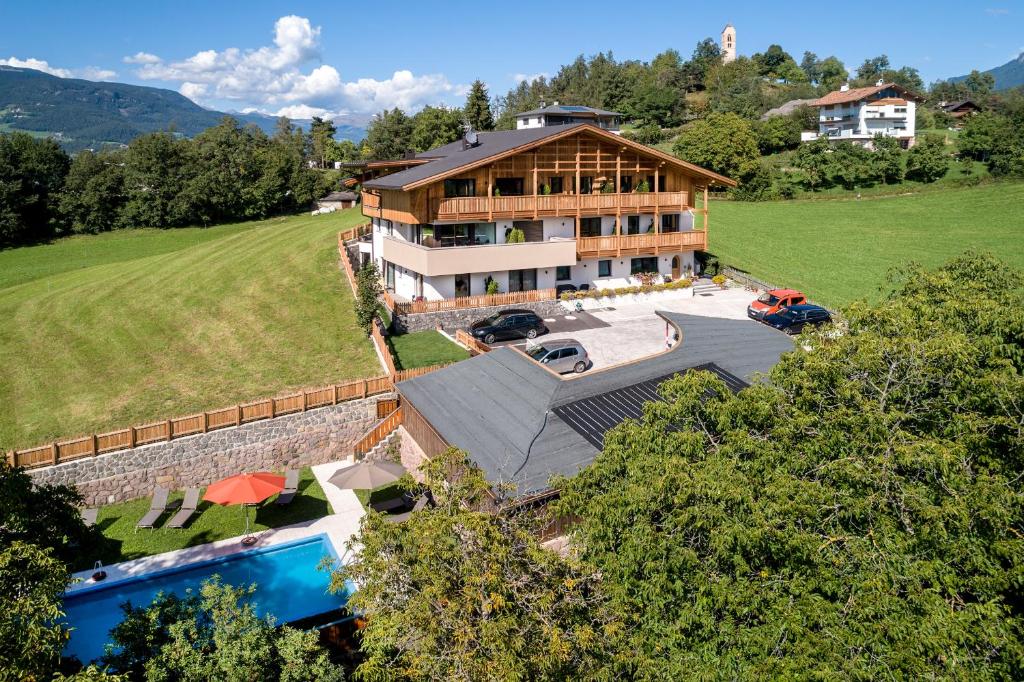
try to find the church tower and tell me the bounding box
[721,24,736,63]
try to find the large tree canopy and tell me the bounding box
[557,255,1024,679]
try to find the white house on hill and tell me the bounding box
[801,81,922,148]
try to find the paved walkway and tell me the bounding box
[68,459,368,594]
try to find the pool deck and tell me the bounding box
[68,460,367,594]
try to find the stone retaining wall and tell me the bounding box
[393,299,566,333]
[29,394,392,506]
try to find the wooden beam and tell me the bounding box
[533,152,538,220]
[487,165,493,221]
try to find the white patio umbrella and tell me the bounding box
[328,460,406,490]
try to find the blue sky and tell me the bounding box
[2,0,1021,123]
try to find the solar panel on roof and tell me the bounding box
[551,363,748,450]
[559,105,591,111]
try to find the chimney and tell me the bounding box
[553,100,559,106]
[876,78,884,87]
[840,83,850,92]
[540,100,546,108]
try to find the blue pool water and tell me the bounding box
[63,534,348,664]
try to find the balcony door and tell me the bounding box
[512,220,543,243]
[454,274,471,298]
[495,177,524,196]
[508,268,537,292]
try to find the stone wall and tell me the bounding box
[393,299,566,334]
[29,394,392,506]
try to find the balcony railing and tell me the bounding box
[430,191,688,221]
[576,230,707,257]
[381,236,577,277]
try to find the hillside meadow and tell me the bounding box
[0,208,378,450]
[708,181,1024,307]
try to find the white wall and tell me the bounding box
[571,251,695,289]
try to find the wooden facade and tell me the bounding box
[361,127,721,236]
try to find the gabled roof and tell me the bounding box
[363,123,736,190]
[397,311,793,496]
[813,82,922,107]
[940,99,980,112]
[515,104,623,118]
[320,191,358,201]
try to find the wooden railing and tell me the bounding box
[337,227,369,295]
[455,329,492,356]
[576,230,707,257]
[388,288,557,315]
[431,191,688,221]
[339,222,372,243]
[353,407,403,458]
[361,192,381,212]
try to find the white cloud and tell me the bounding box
[125,15,460,116]
[512,72,549,84]
[0,56,72,77]
[123,52,161,65]
[1,56,117,81]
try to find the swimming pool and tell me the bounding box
[63,534,348,664]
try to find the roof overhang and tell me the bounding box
[393,124,735,191]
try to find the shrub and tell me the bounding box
[635,179,651,193]
[506,227,526,243]
[633,271,660,286]
[600,180,615,194]
[485,277,500,295]
[712,274,727,286]
[599,288,614,298]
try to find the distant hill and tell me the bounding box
[0,66,364,152]
[951,52,1024,91]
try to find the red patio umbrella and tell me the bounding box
[203,472,285,544]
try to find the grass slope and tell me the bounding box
[0,209,378,450]
[708,182,1024,307]
[388,330,469,370]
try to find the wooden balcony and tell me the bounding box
[430,191,689,222]
[576,230,707,258]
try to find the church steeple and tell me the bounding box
[721,24,736,63]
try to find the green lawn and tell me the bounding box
[388,330,468,370]
[0,208,379,450]
[708,181,1024,308]
[78,468,329,570]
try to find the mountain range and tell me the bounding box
[0,66,365,152]
[951,52,1024,91]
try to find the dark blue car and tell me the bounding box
[763,304,832,335]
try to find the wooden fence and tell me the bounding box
[337,227,368,295]
[7,366,448,471]
[455,329,492,356]
[370,319,398,375]
[353,407,403,458]
[388,288,558,315]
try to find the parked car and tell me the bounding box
[525,339,589,373]
[747,288,807,320]
[763,304,832,335]
[470,309,548,344]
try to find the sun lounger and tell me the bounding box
[80,508,98,528]
[276,469,300,505]
[385,495,430,524]
[166,488,200,529]
[136,487,169,530]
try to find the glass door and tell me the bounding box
[454,274,470,298]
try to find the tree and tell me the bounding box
[557,255,1024,678]
[963,70,996,97]
[363,108,413,160]
[309,116,337,169]
[817,56,849,90]
[872,134,905,184]
[120,132,194,228]
[334,448,625,681]
[855,54,891,82]
[59,149,127,233]
[0,132,70,245]
[0,541,71,680]
[105,578,344,681]
[355,261,383,334]
[410,105,464,152]
[673,112,759,180]
[0,460,93,564]
[958,111,1007,161]
[754,115,802,154]
[905,133,949,182]
[801,51,822,84]
[463,79,495,131]
[682,38,722,91]
[794,136,833,189]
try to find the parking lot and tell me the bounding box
[484,287,767,372]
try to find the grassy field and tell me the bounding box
[0,209,379,450]
[78,468,329,569]
[388,330,469,370]
[708,181,1024,308]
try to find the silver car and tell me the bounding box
[525,339,589,374]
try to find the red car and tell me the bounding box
[747,288,807,320]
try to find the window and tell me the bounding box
[444,179,475,198]
[579,176,593,194]
[598,260,612,277]
[556,266,571,281]
[645,175,667,192]
[383,219,393,236]
[508,268,537,292]
[630,257,658,275]
[549,177,563,194]
[620,175,633,193]
[661,214,679,232]
[580,217,602,237]
[385,261,396,290]
[895,107,907,113]
[454,273,470,298]
[495,177,524,196]
[627,215,640,235]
